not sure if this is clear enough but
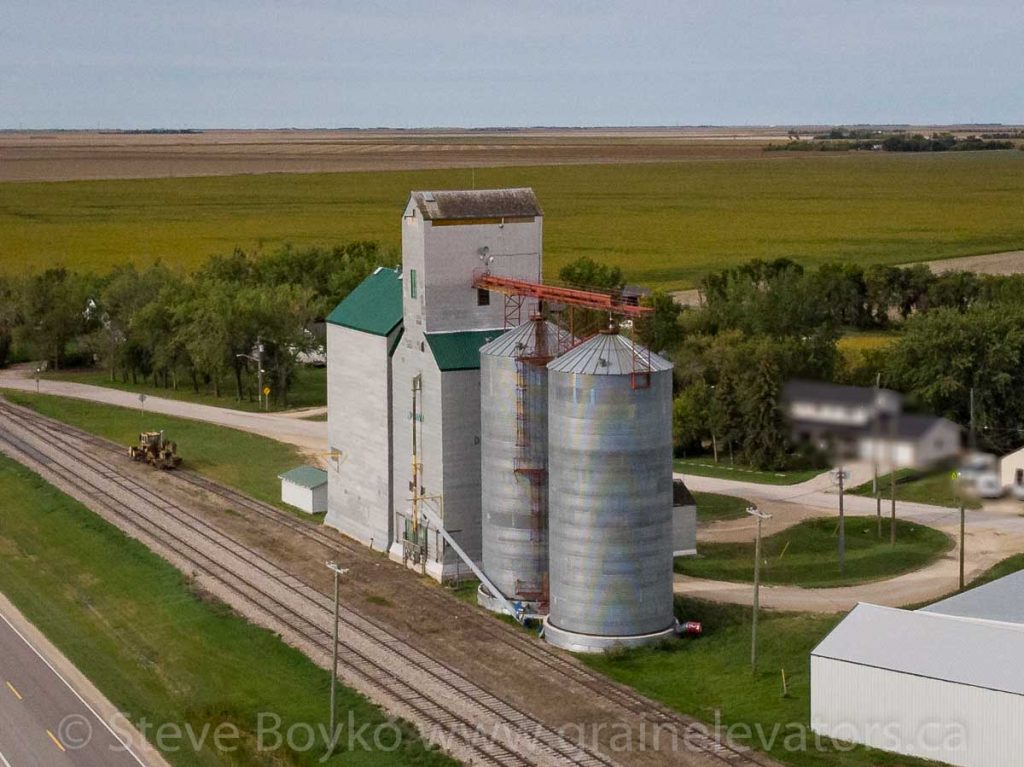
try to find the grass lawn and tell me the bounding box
[3,391,304,507]
[849,468,980,510]
[3,152,1024,288]
[963,553,1024,589]
[43,365,327,412]
[675,456,824,486]
[693,492,750,522]
[0,454,454,767]
[582,597,935,767]
[676,517,952,588]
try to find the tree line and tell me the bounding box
[766,132,1016,153]
[621,257,1023,468]
[0,243,396,405]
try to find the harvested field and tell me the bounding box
[0,128,773,183]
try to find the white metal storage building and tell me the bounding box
[811,577,1024,767]
[279,466,329,514]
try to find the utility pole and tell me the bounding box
[890,412,897,546]
[959,481,966,590]
[873,373,882,538]
[969,386,976,451]
[257,338,265,411]
[236,337,266,410]
[325,561,349,754]
[747,507,772,673]
[837,466,846,576]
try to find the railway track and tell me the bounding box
[0,397,779,767]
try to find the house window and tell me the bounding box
[477,288,490,307]
[410,270,417,298]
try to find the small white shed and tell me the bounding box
[278,466,328,514]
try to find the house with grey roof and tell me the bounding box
[783,379,960,468]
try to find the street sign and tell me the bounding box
[138,393,147,403]
[263,386,271,396]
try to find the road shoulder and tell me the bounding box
[0,590,171,767]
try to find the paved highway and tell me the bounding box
[0,610,148,767]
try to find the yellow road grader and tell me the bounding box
[128,431,182,470]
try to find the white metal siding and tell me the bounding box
[388,200,543,581]
[812,656,1024,767]
[672,505,697,556]
[1001,447,1024,487]
[281,480,324,514]
[420,216,542,333]
[324,324,394,548]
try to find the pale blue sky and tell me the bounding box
[2,1,1021,128]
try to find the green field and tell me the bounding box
[0,454,453,767]
[583,598,935,767]
[676,517,952,588]
[43,366,328,412]
[3,391,304,507]
[4,152,1024,288]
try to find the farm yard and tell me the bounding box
[1,135,1024,289]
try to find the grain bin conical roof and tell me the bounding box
[479,317,566,360]
[546,331,672,376]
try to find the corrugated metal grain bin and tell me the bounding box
[478,317,564,612]
[544,330,676,652]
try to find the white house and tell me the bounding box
[783,380,961,469]
[279,466,329,514]
[812,573,1024,767]
[1000,445,1024,489]
[857,414,962,469]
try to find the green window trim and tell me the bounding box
[410,269,417,298]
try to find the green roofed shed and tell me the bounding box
[279,466,328,513]
[326,267,403,336]
[425,329,504,372]
[278,466,328,489]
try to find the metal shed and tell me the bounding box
[279,466,329,514]
[811,599,1024,767]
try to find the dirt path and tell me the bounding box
[0,365,326,452]
[909,250,1024,275]
[677,523,1024,612]
[681,464,1024,612]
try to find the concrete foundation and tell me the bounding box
[542,619,678,654]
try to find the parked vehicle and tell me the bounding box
[128,431,181,470]
[974,473,1004,499]
[957,452,998,483]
